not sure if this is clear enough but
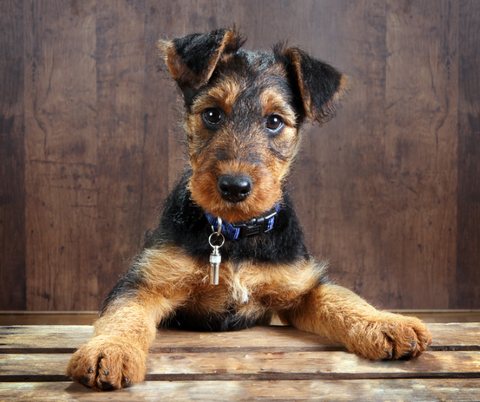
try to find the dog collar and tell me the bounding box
[205,204,280,241]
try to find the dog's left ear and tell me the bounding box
[159,28,245,92]
[275,46,348,124]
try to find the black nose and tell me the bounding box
[217,175,253,203]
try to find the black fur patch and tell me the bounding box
[164,307,272,332]
[173,28,244,78]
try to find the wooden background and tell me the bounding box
[1,0,479,311]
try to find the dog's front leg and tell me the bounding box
[279,282,431,360]
[67,291,186,391]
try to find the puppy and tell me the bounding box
[67,28,432,391]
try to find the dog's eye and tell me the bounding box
[265,114,284,133]
[202,107,223,126]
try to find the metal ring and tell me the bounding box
[217,217,222,236]
[208,232,225,248]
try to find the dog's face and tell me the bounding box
[159,29,346,223]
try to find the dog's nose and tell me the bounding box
[217,175,253,203]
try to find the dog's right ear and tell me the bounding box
[159,28,245,92]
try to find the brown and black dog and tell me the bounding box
[67,28,431,391]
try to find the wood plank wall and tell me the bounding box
[0,0,479,311]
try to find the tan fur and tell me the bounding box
[67,247,193,391]
[278,283,432,360]
[67,246,328,391]
[138,246,327,317]
[191,77,243,115]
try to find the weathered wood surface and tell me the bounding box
[2,379,480,402]
[0,0,26,310]
[1,380,480,402]
[2,350,480,382]
[2,0,480,312]
[1,323,480,353]
[456,0,480,309]
[0,324,479,400]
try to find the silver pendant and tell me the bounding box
[208,218,225,285]
[209,244,221,285]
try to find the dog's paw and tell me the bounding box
[66,335,147,391]
[346,313,432,360]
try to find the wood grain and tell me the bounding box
[23,0,98,310]
[93,1,154,308]
[291,0,392,307]
[3,350,480,382]
[382,0,458,309]
[1,324,479,400]
[456,0,480,309]
[0,0,26,310]
[1,380,480,402]
[1,323,479,352]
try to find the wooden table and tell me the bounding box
[0,323,479,401]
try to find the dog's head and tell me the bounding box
[159,28,347,223]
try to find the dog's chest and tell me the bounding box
[190,258,323,308]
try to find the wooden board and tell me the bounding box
[0,324,479,401]
[0,0,26,310]
[2,323,480,353]
[381,0,458,309]
[456,0,480,308]
[1,379,480,402]
[23,0,100,311]
[2,350,480,382]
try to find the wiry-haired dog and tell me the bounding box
[67,28,432,391]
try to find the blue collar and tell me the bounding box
[205,204,280,241]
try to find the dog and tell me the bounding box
[67,28,432,391]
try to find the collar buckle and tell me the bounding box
[233,210,277,238]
